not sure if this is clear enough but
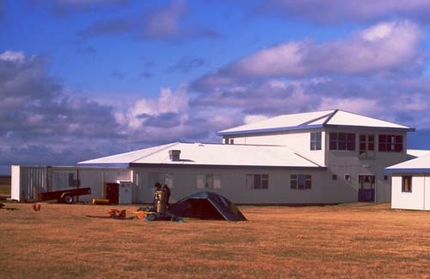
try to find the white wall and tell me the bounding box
[11,165,21,201]
[49,167,131,202]
[226,130,325,166]
[227,128,408,203]
[425,176,430,210]
[11,164,367,205]
[132,166,357,204]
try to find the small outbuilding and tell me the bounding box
[386,153,430,210]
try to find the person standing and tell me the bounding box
[150,182,162,212]
[162,184,171,209]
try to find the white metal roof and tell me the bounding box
[217,109,414,136]
[78,142,324,169]
[386,152,430,173]
[407,149,430,159]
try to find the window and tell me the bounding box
[68,173,80,187]
[310,132,322,150]
[402,176,412,192]
[290,174,312,190]
[359,134,375,159]
[148,172,174,189]
[378,134,403,152]
[329,132,355,151]
[196,174,221,189]
[224,138,234,144]
[246,174,269,189]
[358,175,375,189]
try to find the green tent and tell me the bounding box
[169,191,246,221]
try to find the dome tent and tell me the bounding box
[169,191,247,221]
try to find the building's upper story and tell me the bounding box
[217,109,415,166]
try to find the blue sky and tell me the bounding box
[1,0,430,170]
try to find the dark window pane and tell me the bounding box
[329,141,337,150]
[256,175,262,189]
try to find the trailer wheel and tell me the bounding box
[63,194,74,204]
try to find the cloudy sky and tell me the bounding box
[1,0,430,170]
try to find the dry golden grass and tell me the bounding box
[1,202,430,279]
[0,176,11,197]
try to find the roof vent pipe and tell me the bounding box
[169,150,181,161]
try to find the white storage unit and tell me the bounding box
[11,165,132,203]
[386,153,430,210]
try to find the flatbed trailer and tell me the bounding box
[39,187,91,204]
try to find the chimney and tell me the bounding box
[169,150,181,161]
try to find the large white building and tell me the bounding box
[12,109,416,205]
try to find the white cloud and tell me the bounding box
[317,97,381,116]
[0,50,25,62]
[0,50,122,164]
[244,114,268,125]
[194,20,423,88]
[341,20,422,73]
[117,85,189,131]
[268,79,288,90]
[361,22,396,41]
[230,41,307,77]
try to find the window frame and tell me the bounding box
[196,174,221,189]
[401,176,412,193]
[329,132,356,151]
[148,172,174,189]
[359,134,375,159]
[290,174,312,190]
[378,134,403,152]
[310,132,322,150]
[246,174,269,190]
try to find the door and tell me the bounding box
[105,182,119,205]
[118,182,133,204]
[358,175,375,202]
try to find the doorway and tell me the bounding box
[358,175,375,202]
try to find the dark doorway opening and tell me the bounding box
[358,175,375,202]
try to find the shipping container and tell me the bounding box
[11,165,133,204]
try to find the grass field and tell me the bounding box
[1,202,430,279]
[0,176,11,198]
[0,185,10,195]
